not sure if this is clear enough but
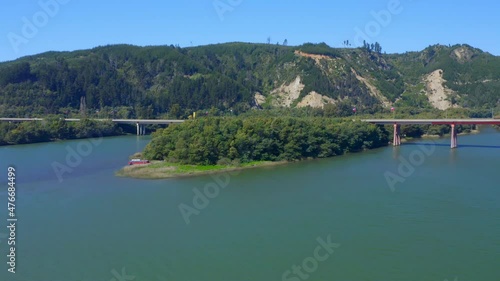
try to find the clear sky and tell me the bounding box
[1,0,498,62]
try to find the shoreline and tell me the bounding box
[115,160,290,180]
[0,132,133,147]
[116,145,392,180]
[115,128,489,180]
[419,128,480,139]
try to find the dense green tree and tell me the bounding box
[0,119,123,145]
[0,42,499,130]
[143,117,390,165]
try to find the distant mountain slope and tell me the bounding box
[0,42,499,118]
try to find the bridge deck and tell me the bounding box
[362,119,500,125]
[0,118,185,125]
[111,119,184,125]
[2,118,499,125]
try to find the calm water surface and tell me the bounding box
[0,129,499,281]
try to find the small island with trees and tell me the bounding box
[116,116,390,179]
[1,42,498,178]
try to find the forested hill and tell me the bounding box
[1,42,499,118]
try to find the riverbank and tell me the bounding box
[116,160,289,179]
[421,128,480,138]
[118,117,494,180]
[4,120,500,281]
[0,118,127,146]
[116,146,391,180]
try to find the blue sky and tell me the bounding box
[1,0,498,62]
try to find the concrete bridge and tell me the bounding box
[0,118,185,136]
[2,117,499,144]
[362,119,500,148]
[111,119,185,135]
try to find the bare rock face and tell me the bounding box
[270,76,305,107]
[451,46,474,63]
[294,50,331,65]
[254,92,266,106]
[297,91,336,108]
[424,69,457,110]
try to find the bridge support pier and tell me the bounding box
[451,124,458,149]
[393,124,401,146]
[136,123,146,136]
[135,123,146,136]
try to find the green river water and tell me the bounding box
[0,128,499,281]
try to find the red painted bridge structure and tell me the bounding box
[362,119,500,149]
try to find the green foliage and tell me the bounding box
[143,117,390,165]
[0,42,499,121]
[0,119,123,145]
[395,86,432,109]
[0,62,34,86]
[402,125,425,138]
[388,44,500,107]
[362,41,383,53]
[297,43,340,57]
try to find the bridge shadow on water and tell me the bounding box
[404,143,500,149]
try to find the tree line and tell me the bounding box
[0,118,124,145]
[143,117,390,165]
[4,42,498,121]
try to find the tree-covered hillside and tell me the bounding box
[0,42,499,119]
